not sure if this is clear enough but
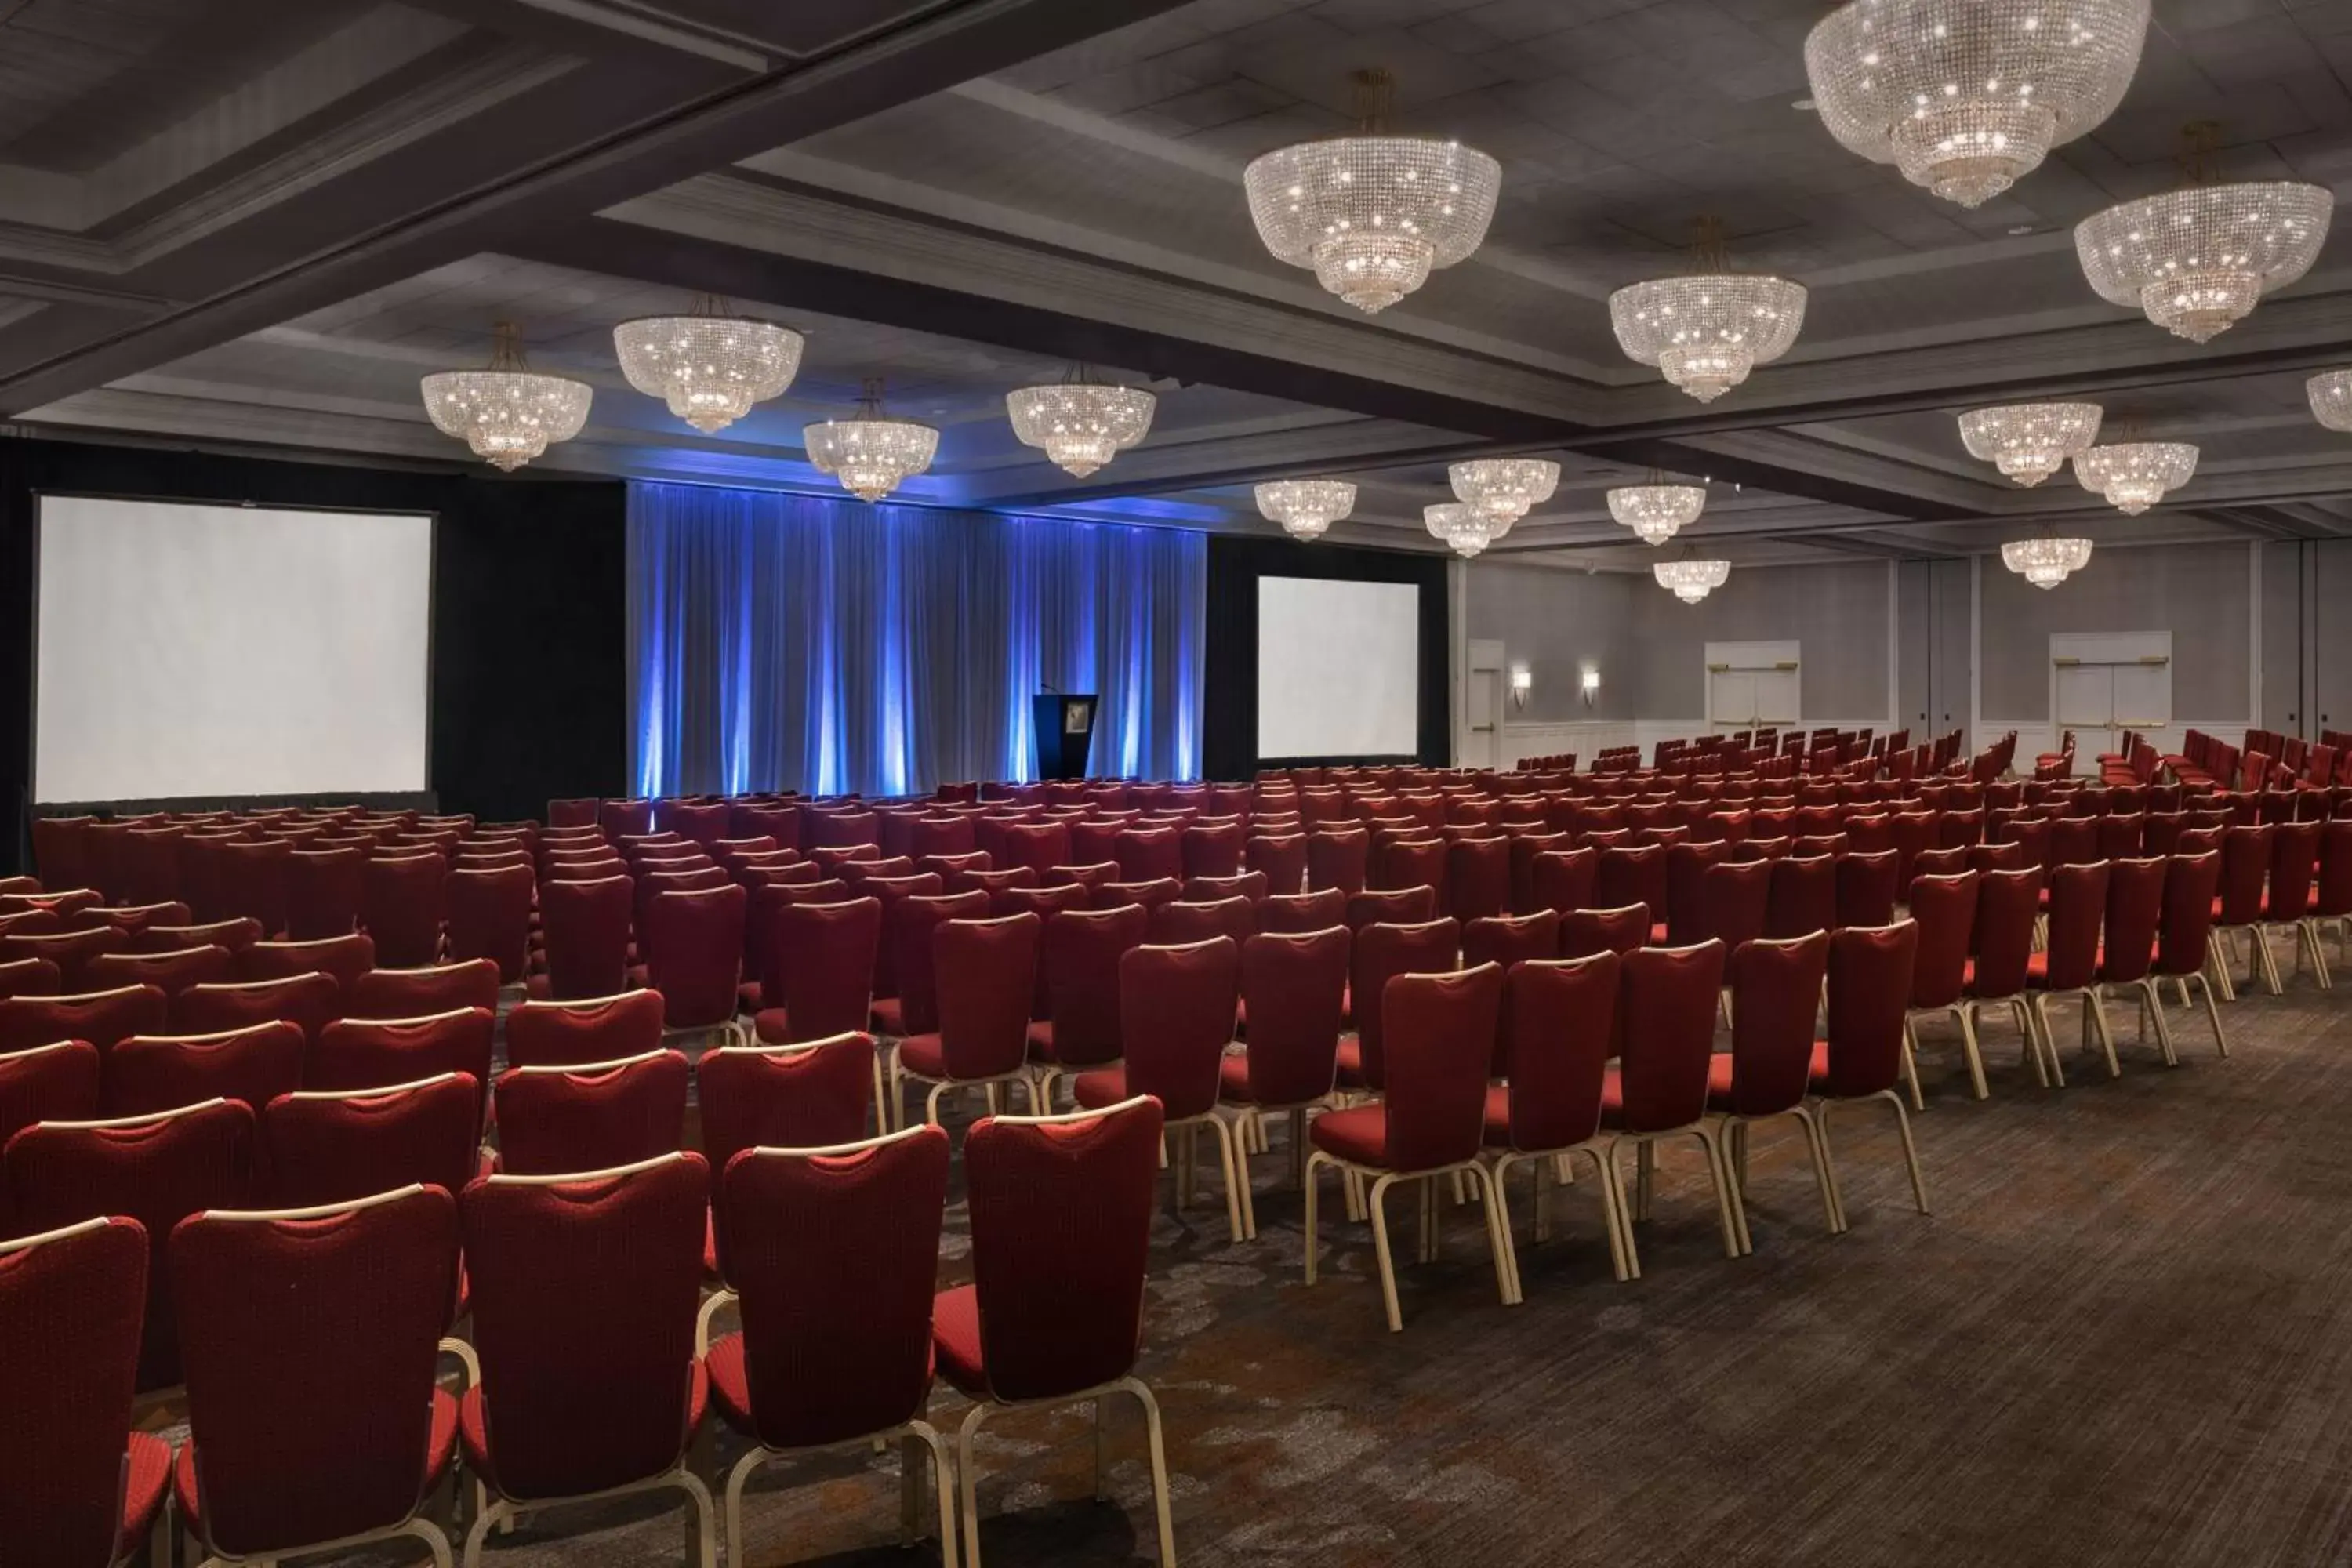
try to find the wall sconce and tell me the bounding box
[1510,666,1532,710]
[1581,666,1601,708]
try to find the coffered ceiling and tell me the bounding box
[7,0,2352,572]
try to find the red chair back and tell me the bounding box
[1497,953,1617,1152]
[1969,868,2043,996]
[2315,821,2352,919]
[2216,825,2274,924]
[699,1036,877,1281]
[286,848,366,942]
[1150,895,1255,947]
[216,840,292,940]
[84,942,233,1000]
[935,914,1040,1080]
[1349,918,1460,1091]
[1236,927,1348,1106]
[107,1022,303,1119]
[1445,837,1510,922]
[1117,938,1239,1120]
[1245,834,1308,895]
[1112,828,1183,884]
[537,876,632,1000]
[360,855,445,968]
[240,934,375,999]
[4,1098,253,1389]
[171,1186,458,1556]
[1722,932,1831,1117]
[1905,872,1979,1007]
[2267,821,2322,919]
[0,1039,103,1178]
[885,891,991,1037]
[1304,829,1370,895]
[1763,854,1838,939]
[0,984,169,1064]
[1461,911,1559,1076]
[1258,889,1345,934]
[1530,847,1600,918]
[460,1153,708,1497]
[1377,964,1504,1170]
[1041,905,1148,1070]
[646,884,746,1030]
[0,927,127,991]
[720,1125,951,1447]
[1614,942,1726,1133]
[1558,903,1649,958]
[2039,862,2110,989]
[493,1050,690,1176]
[446,865,533,982]
[261,1073,480,1207]
[2155,851,2223,978]
[961,1097,1163,1401]
[2099,858,2167,984]
[763,898,881,1042]
[506,990,665,1070]
[1835,848,1900,929]
[0,1215,150,1568]
[1818,922,1918,1098]
[346,960,500,1019]
[311,1007,495,1100]
[1592,844,1665,917]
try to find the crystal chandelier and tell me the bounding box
[1425,502,1494,558]
[1610,222,1806,403]
[612,295,803,434]
[803,379,938,503]
[2002,534,2093,590]
[2309,370,2352,433]
[1958,402,2103,487]
[1242,69,1501,314]
[1654,553,1731,604]
[419,321,592,471]
[1607,481,1706,546]
[1004,367,1156,477]
[1804,0,2151,209]
[2076,123,2332,343]
[2074,440,2197,514]
[1449,459,1558,535]
[1255,479,1355,540]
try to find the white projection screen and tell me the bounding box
[1256,576,1419,760]
[35,496,434,802]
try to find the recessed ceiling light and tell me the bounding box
[1792,98,1817,111]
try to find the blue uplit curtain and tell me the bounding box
[628,484,1204,797]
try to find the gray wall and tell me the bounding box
[1930,559,1973,736]
[1896,560,1932,735]
[1976,540,2254,722]
[1463,561,1639,722]
[1624,559,1893,720]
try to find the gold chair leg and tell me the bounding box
[1791,1105,1842,1234]
[1811,1100,1851,1233]
[2195,972,2229,1058]
[2142,978,2178,1066]
[1634,1138,1656,1221]
[1949,1005,1988,1099]
[1205,1114,1246,1245]
[1898,1018,1926,1109]
[1119,1377,1180,1568]
[1486,1152,1525,1304]
[1878,1088,1930,1212]
[2082,989,2119,1079]
[1367,1172,1404,1332]
[1301,1152,1327,1285]
[956,1403,989,1568]
[1586,1142,1635,1281]
[1696,1123,1748,1258]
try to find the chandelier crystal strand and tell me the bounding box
[1654,554,1731,604]
[1425,502,1494,558]
[612,296,803,434]
[1448,459,1559,534]
[1256,479,1356,540]
[1610,224,1806,403]
[1004,369,1156,477]
[1243,69,1501,314]
[419,321,592,472]
[2077,124,2332,343]
[2073,440,2198,514]
[2309,370,2352,433]
[803,379,939,503]
[1958,403,2104,486]
[2002,535,2094,590]
[1805,0,2151,208]
[1607,483,1707,546]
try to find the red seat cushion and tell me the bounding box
[1702,1051,1737,1108]
[706,1328,937,1440]
[124,1430,172,1542]
[178,1389,458,1534]
[702,1210,718,1280]
[931,1283,986,1399]
[1594,1066,1631,1130]
[1306,1104,1388,1165]
[1479,1083,1511,1145]
[751,1007,792,1044]
[1334,1037,1364,1090]
[1072,1067,1128,1109]
[460,1368,704,1495]
[867,998,903,1037]
[1218,1052,1254,1102]
[1802,1040,1833,1088]
[1023,1019,1055,1062]
[736,982,761,1014]
[895,1033,946,1077]
[2024,951,2051,986]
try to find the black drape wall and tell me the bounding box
[0,435,628,875]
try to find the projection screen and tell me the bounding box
[34,495,434,802]
[1255,575,1420,760]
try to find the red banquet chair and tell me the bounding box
[506,989,667,1070]
[932,1096,1175,1568]
[1,927,128,992]
[82,943,233,1000]
[1604,942,1744,1278]
[104,1022,304,1119]
[1258,888,1346,934]
[1304,964,1513,1332]
[0,984,169,1067]
[1027,902,1149,1110]
[533,875,634,1001]
[286,846,366,940]
[0,1214,172,1568]
[751,896,883,1049]
[2092,858,2174,1069]
[1706,931,1839,1253]
[2025,861,2114,1086]
[134,918,263,959]
[873,890,992,1039]
[1809,921,1929,1228]
[3,1096,255,1392]
[174,973,338,1050]
[344,959,501,1020]
[2154,850,2230,1059]
[492,1049,691,1177]
[1220,924,1350,1223]
[1530,847,1600,918]
[646,884,750,1051]
[260,1073,481,1209]
[0,1039,103,1181]
[446,864,534,984]
[1482,952,1631,1294]
[1900,871,1981,1106]
[238,933,376,999]
[0,953,60,1003]
[458,1151,715,1566]
[706,1124,955,1562]
[169,1185,461,1568]
[1959,867,2049,1092]
[361,853,447,969]
[891,913,1041,1130]
[310,1007,495,1102]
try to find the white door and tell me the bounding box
[1708,669,1760,728]
[2050,633,2172,757]
[1705,641,1801,731]
[1465,668,1502,768]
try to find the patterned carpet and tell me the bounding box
[158,934,2352,1567]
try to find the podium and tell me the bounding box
[1033,693,1098,781]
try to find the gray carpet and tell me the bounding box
[162,933,2352,1567]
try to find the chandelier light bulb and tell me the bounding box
[1256,479,1356,540]
[2002,535,2094,590]
[1610,270,1807,403]
[612,297,802,434]
[2073,441,2198,514]
[1448,459,1559,533]
[1958,403,2104,487]
[1805,0,2152,208]
[1653,555,1730,604]
[1425,502,1494,558]
[419,321,592,471]
[2077,180,2332,343]
[803,379,938,504]
[1243,71,1501,314]
[1606,485,1706,545]
[2309,370,2352,433]
[1005,373,1156,477]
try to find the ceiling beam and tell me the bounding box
[0,0,1198,418]
[403,0,771,71]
